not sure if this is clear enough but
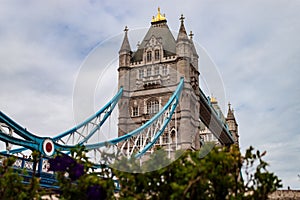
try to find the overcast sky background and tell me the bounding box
[0,0,299,188]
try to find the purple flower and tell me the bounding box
[48,154,76,172]
[69,163,84,181]
[87,185,106,200]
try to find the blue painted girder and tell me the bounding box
[0,87,123,156]
[84,78,184,154]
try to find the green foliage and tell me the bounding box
[51,145,115,200]
[0,152,42,200]
[0,145,281,199]
[243,146,282,199]
[112,145,282,200]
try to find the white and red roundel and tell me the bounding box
[43,139,54,156]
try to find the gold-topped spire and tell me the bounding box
[152,7,166,23]
[211,95,217,103]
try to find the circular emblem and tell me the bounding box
[43,139,55,156]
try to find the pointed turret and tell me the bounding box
[177,15,189,41]
[118,26,131,94]
[189,31,199,59]
[176,14,193,82]
[226,102,239,145]
[227,103,235,120]
[119,26,131,54]
[176,14,192,59]
[119,26,132,67]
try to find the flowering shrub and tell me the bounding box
[49,154,84,181]
[48,146,115,200]
[0,145,281,199]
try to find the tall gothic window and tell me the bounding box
[162,132,169,144]
[147,67,152,76]
[139,69,144,79]
[146,51,152,62]
[154,66,159,75]
[147,99,159,114]
[171,129,176,143]
[154,49,160,60]
[162,65,168,75]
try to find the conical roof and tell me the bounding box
[189,31,199,57]
[119,26,131,53]
[177,14,189,41]
[227,103,236,120]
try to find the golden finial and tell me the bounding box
[151,7,167,23]
[211,96,217,103]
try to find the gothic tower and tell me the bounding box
[118,8,201,150]
[226,103,239,145]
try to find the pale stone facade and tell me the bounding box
[118,10,201,150]
[118,9,239,151]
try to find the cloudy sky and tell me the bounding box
[1,0,299,188]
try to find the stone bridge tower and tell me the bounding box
[118,8,201,150]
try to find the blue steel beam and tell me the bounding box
[199,88,234,145]
[135,78,184,158]
[53,87,123,141]
[85,78,184,151]
[1,87,123,155]
[0,130,39,150]
[0,111,44,143]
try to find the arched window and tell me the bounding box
[154,49,160,60]
[147,99,159,114]
[146,51,152,62]
[171,129,176,143]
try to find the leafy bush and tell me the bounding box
[0,145,281,200]
[0,152,42,200]
[48,145,115,200]
[112,145,282,199]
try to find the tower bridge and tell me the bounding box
[0,8,238,187]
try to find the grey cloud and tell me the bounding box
[0,0,299,189]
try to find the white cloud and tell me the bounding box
[0,0,299,189]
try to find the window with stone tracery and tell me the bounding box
[147,99,159,114]
[139,69,144,79]
[147,67,152,76]
[162,65,168,75]
[162,132,169,144]
[132,107,139,117]
[154,66,159,75]
[146,51,152,62]
[154,49,160,60]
